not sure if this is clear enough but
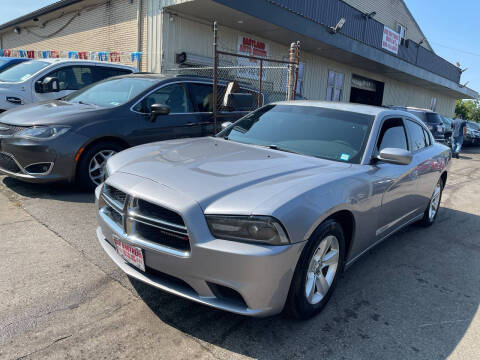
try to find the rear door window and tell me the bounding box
[93,67,133,82]
[188,83,214,112]
[406,119,427,151]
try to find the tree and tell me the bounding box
[455,99,480,122]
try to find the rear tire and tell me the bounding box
[77,141,124,190]
[419,177,444,227]
[285,219,345,320]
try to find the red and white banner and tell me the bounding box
[382,26,400,55]
[237,35,269,80]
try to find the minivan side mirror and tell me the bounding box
[36,77,60,93]
[149,103,170,122]
[224,93,256,112]
[221,121,233,131]
[377,148,412,165]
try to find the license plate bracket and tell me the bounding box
[113,235,145,272]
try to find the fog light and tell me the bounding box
[25,163,52,174]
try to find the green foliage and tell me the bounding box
[455,99,480,122]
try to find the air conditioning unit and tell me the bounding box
[175,52,214,67]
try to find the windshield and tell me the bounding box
[467,122,480,130]
[218,105,374,164]
[425,112,442,124]
[0,60,49,82]
[64,77,157,108]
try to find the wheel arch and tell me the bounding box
[324,210,356,263]
[440,171,447,188]
[73,136,130,179]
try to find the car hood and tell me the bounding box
[0,100,108,126]
[109,137,355,214]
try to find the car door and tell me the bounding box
[373,117,421,239]
[35,65,96,102]
[130,82,200,145]
[404,118,436,211]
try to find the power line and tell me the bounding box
[431,42,480,57]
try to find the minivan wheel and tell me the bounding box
[285,219,345,320]
[419,178,444,227]
[77,141,124,190]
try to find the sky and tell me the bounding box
[0,0,479,94]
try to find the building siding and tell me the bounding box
[342,0,432,51]
[155,10,456,117]
[0,0,143,69]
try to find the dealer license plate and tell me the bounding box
[113,236,145,272]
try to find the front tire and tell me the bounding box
[77,141,124,190]
[419,177,444,227]
[285,219,345,320]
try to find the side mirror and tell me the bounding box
[149,103,170,122]
[224,93,256,112]
[221,121,233,131]
[377,148,412,165]
[37,77,59,93]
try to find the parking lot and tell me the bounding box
[0,148,479,360]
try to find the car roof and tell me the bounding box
[28,58,136,69]
[0,57,29,61]
[387,105,434,113]
[271,100,394,116]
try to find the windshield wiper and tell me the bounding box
[266,144,301,155]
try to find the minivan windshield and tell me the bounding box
[0,60,49,82]
[218,105,374,164]
[425,112,442,124]
[64,77,157,108]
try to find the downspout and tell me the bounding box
[136,0,143,70]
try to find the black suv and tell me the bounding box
[385,106,446,142]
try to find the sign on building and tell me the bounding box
[237,36,269,80]
[382,26,400,55]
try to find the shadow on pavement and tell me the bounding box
[131,206,479,359]
[1,176,94,204]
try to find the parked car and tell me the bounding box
[96,101,451,319]
[464,121,480,146]
[0,74,256,189]
[440,116,453,147]
[0,57,31,73]
[0,58,136,112]
[385,106,446,143]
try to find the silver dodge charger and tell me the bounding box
[96,101,451,319]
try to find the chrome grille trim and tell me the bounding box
[128,210,188,234]
[0,123,27,136]
[100,184,190,255]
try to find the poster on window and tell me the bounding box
[237,36,269,80]
[382,26,400,55]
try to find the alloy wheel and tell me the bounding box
[305,235,340,305]
[428,182,442,221]
[88,150,116,186]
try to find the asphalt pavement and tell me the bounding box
[0,148,479,360]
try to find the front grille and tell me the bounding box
[0,152,21,173]
[103,184,127,208]
[100,184,190,253]
[136,199,185,227]
[135,221,190,251]
[0,123,26,136]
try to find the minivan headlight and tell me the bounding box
[16,125,70,139]
[206,215,290,245]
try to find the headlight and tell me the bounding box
[206,215,290,245]
[16,125,70,139]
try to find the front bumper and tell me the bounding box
[0,133,85,183]
[96,176,305,317]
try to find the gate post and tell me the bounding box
[213,21,219,133]
[287,42,297,101]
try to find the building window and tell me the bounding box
[430,97,437,111]
[326,70,344,101]
[397,24,407,45]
